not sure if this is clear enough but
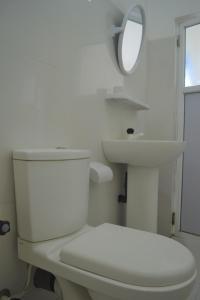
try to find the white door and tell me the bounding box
[181,92,200,235]
[176,17,200,235]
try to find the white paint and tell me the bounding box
[3,0,200,298]
[110,0,147,14]
[175,15,200,235]
[106,94,149,110]
[0,0,147,297]
[13,150,90,242]
[102,138,186,233]
[144,34,183,236]
[17,224,197,300]
[127,167,159,232]
[144,0,200,237]
[102,139,186,167]
[146,0,200,40]
[89,162,113,183]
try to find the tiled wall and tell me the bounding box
[0,0,147,297]
[144,0,200,236]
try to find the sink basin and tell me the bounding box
[102,139,186,233]
[102,139,186,167]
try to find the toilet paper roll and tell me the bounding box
[89,162,113,183]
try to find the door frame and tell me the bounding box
[174,13,200,235]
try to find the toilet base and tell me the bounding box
[56,276,195,300]
[57,277,118,300]
[57,277,92,300]
[17,233,196,300]
[89,290,119,300]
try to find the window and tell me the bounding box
[185,23,200,87]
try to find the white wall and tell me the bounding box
[146,0,200,40]
[145,0,200,236]
[0,0,147,298]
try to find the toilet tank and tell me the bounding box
[13,149,90,242]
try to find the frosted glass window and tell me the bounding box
[181,93,200,235]
[185,24,200,87]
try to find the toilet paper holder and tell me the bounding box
[89,162,113,183]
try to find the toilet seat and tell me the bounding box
[60,223,196,288]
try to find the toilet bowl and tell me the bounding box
[18,223,197,300]
[13,149,196,300]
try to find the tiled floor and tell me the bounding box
[175,232,200,300]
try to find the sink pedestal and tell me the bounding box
[126,166,159,233]
[102,139,186,233]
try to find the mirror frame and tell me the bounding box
[117,4,145,75]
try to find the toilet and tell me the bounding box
[13,148,196,300]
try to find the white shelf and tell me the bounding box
[106,95,150,111]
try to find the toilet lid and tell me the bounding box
[60,223,196,287]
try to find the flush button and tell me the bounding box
[0,221,10,235]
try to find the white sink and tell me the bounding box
[102,139,186,233]
[102,139,186,167]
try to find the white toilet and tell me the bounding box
[13,148,196,300]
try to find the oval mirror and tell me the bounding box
[117,5,145,75]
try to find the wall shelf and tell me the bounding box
[106,95,150,111]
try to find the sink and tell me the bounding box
[102,139,186,167]
[102,139,186,233]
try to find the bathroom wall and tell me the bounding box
[145,0,200,235]
[0,0,148,298]
[146,0,200,40]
